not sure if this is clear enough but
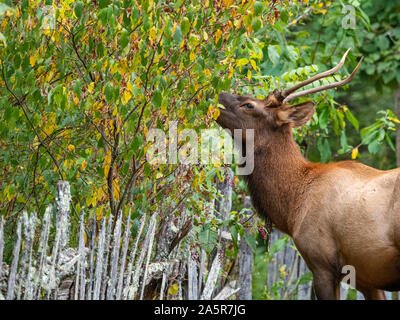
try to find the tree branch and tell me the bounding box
[1,62,64,180]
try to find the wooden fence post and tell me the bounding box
[6,216,22,300]
[0,216,4,298]
[237,196,253,300]
[93,216,106,300]
[213,168,233,296]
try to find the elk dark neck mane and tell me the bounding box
[244,125,313,235]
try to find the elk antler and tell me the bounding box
[276,48,363,104]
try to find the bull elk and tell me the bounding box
[216,49,400,300]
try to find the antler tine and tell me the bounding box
[282,56,364,104]
[280,48,352,100]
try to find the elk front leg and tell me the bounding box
[312,270,340,300]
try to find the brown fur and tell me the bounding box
[216,92,400,300]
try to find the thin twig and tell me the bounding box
[1,62,64,180]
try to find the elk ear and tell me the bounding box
[276,101,315,127]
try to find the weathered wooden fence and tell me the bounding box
[1,176,396,300]
[0,179,245,300]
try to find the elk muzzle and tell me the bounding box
[218,92,239,110]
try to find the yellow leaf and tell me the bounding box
[87,82,94,94]
[236,58,249,67]
[149,26,157,42]
[30,55,37,67]
[351,147,358,160]
[104,149,111,178]
[204,68,211,77]
[228,66,234,79]
[67,144,75,152]
[212,107,220,120]
[154,49,164,64]
[279,265,288,277]
[215,29,222,44]
[389,116,400,124]
[86,192,97,207]
[43,112,56,135]
[122,89,132,104]
[97,186,106,202]
[234,19,241,29]
[250,59,258,71]
[110,63,119,75]
[156,171,163,179]
[4,185,12,201]
[127,81,133,93]
[113,179,120,201]
[168,283,179,296]
[247,69,252,80]
[96,206,103,221]
[81,160,87,171]
[190,50,195,62]
[207,104,214,116]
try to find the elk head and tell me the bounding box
[217,49,363,142]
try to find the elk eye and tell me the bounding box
[242,103,254,109]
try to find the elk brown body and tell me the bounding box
[216,50,400,300]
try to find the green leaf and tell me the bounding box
[99,0,110,9]
[346,288,358,300]
[287,46,299,62]
[385,133,395,152]
[377,35,390,51]
[245,233,257,253]
[253,1,263,16]
[269,236,289,255]
[151,89,162,107]
[73,79,83,98]
[198,223,218,253]
[318,106,330,130]
[74,1,84,19]
[268,45,281,65]
[297,271,313,286]
[344,108,359,131]
[133,134,143,152]
[0,32,6,46]
[367,130,385,154]
[229,225,238,251]
[252,18,262,33]
[173,26,183,45]
[181,17,190,35]
[118,29,130,51]
[317,138,331,163]
[382,71,396,84]
[340,131,351,153]
[361,123,382,145]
